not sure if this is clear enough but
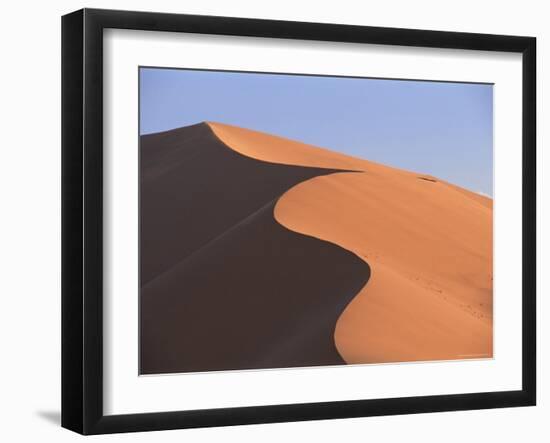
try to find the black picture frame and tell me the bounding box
[62,8,536,435]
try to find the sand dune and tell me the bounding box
[141,121,492,373]
[140,123,369,374]
[210,122,493,364]
[141,123,351,285]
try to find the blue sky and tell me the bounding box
[140,68,493,196]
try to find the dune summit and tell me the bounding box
[140,123,369,374]
[140,121,493,374]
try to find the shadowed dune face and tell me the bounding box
[211,122,493,364]
[141,201,369,373]
[140,123,369,374]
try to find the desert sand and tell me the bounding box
[140,123,368,373]
[210,122,493,364]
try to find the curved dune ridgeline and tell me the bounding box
[140,123,369,374]
[275,173,492,363]
[211,122,493,364]
[141,122,355,285]
[141,200,369,373]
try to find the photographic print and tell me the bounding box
[139,67,494,375]
[62,10,536,433]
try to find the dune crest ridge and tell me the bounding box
[210,121,493,364]
[208,121,491,209]
[140,122,370,373]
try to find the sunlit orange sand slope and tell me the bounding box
[210,122,493,364]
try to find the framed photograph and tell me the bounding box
[62,8,536,434]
